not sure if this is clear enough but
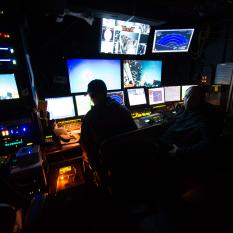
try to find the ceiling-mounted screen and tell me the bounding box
[0,73,19,100]
[67,58,121,93]
[123,60,162,88]
[107,91,125,105]
[100,18,151,55]
[152,29,194,53]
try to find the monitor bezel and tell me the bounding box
[107,90,125,105]
[66,57,123,94]
[123,59,162,88]
[148,87,165,106]
[0,72,20,101]
[74,93,94,116]
[126,87,148,108]
[152,28,194,53]
[100,18,151,55]
[164,86,181,102]
[45,96,76,120]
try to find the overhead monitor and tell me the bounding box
[123,60,162,88]
[148,87,165,105]
[0,73,19,100]
[100,18,151,55]
[152,29,194,53]
[214,63,233,85]
[181,85,196,100]
[107,91,125,105]
[75,94,93,116]
[67,58,121,93]
[46,96,75,120]
[127,88,147,106]
[164,86,181,102]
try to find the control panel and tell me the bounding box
[0,118,34,156]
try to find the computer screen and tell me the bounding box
[214,63,233,85]
[46,96,75,120]
[0,73,19,100]
[100,18,151,55]
[164,86,181,102]
[67,58,121,93]
[148,87,165,105]
[107,91,125,105]
[123,60,162,88]
[152,29,194,53]
[127,88,147,106]
[75,95,93,116]
[181,85,196,100]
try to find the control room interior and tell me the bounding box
[1,0,233,233]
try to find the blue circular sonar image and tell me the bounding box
[154,29,193,52]
[109,94,124,105]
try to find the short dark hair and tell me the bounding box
[87,79,107,97]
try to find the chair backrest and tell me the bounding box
[99,125,162,202]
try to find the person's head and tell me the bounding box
[87,79,107,105]
[184,86,206,111]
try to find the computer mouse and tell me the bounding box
[59,134,70,142]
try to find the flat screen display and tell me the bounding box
[123,60,162,88]
[148,87,165,105]
[127,88,147,106]
[214,63,233,85]
[107,91,125,105]
[46,96,75,120]
[75,95,93,116]
[0,73,19,100]
[100,18,151,55]
[164,86,181,102]
[152,29,194,53]
[181,85,196,100]
[67,59,122,93]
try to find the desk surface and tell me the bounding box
[44,142,82,163]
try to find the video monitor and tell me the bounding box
[107,91,124,105]
[100,18,151,55]
[127,88,147,106]
[46,96,75,120]
[214,63,233,85]
[67,58,121,93]
[0,73,19,100]
[181,85,196,100]
[164,86,181,102]
[123,60,162,88]
[152,29,194,53]
[148,87,165,105]
[75,94,93,116]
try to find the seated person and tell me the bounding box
[159,85,217,159]
[80,79,137,172]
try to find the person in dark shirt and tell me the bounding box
[160,85,216,159]
[80,79,137,172]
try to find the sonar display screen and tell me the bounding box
[152,29,194,53]
[107,91,124,105]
